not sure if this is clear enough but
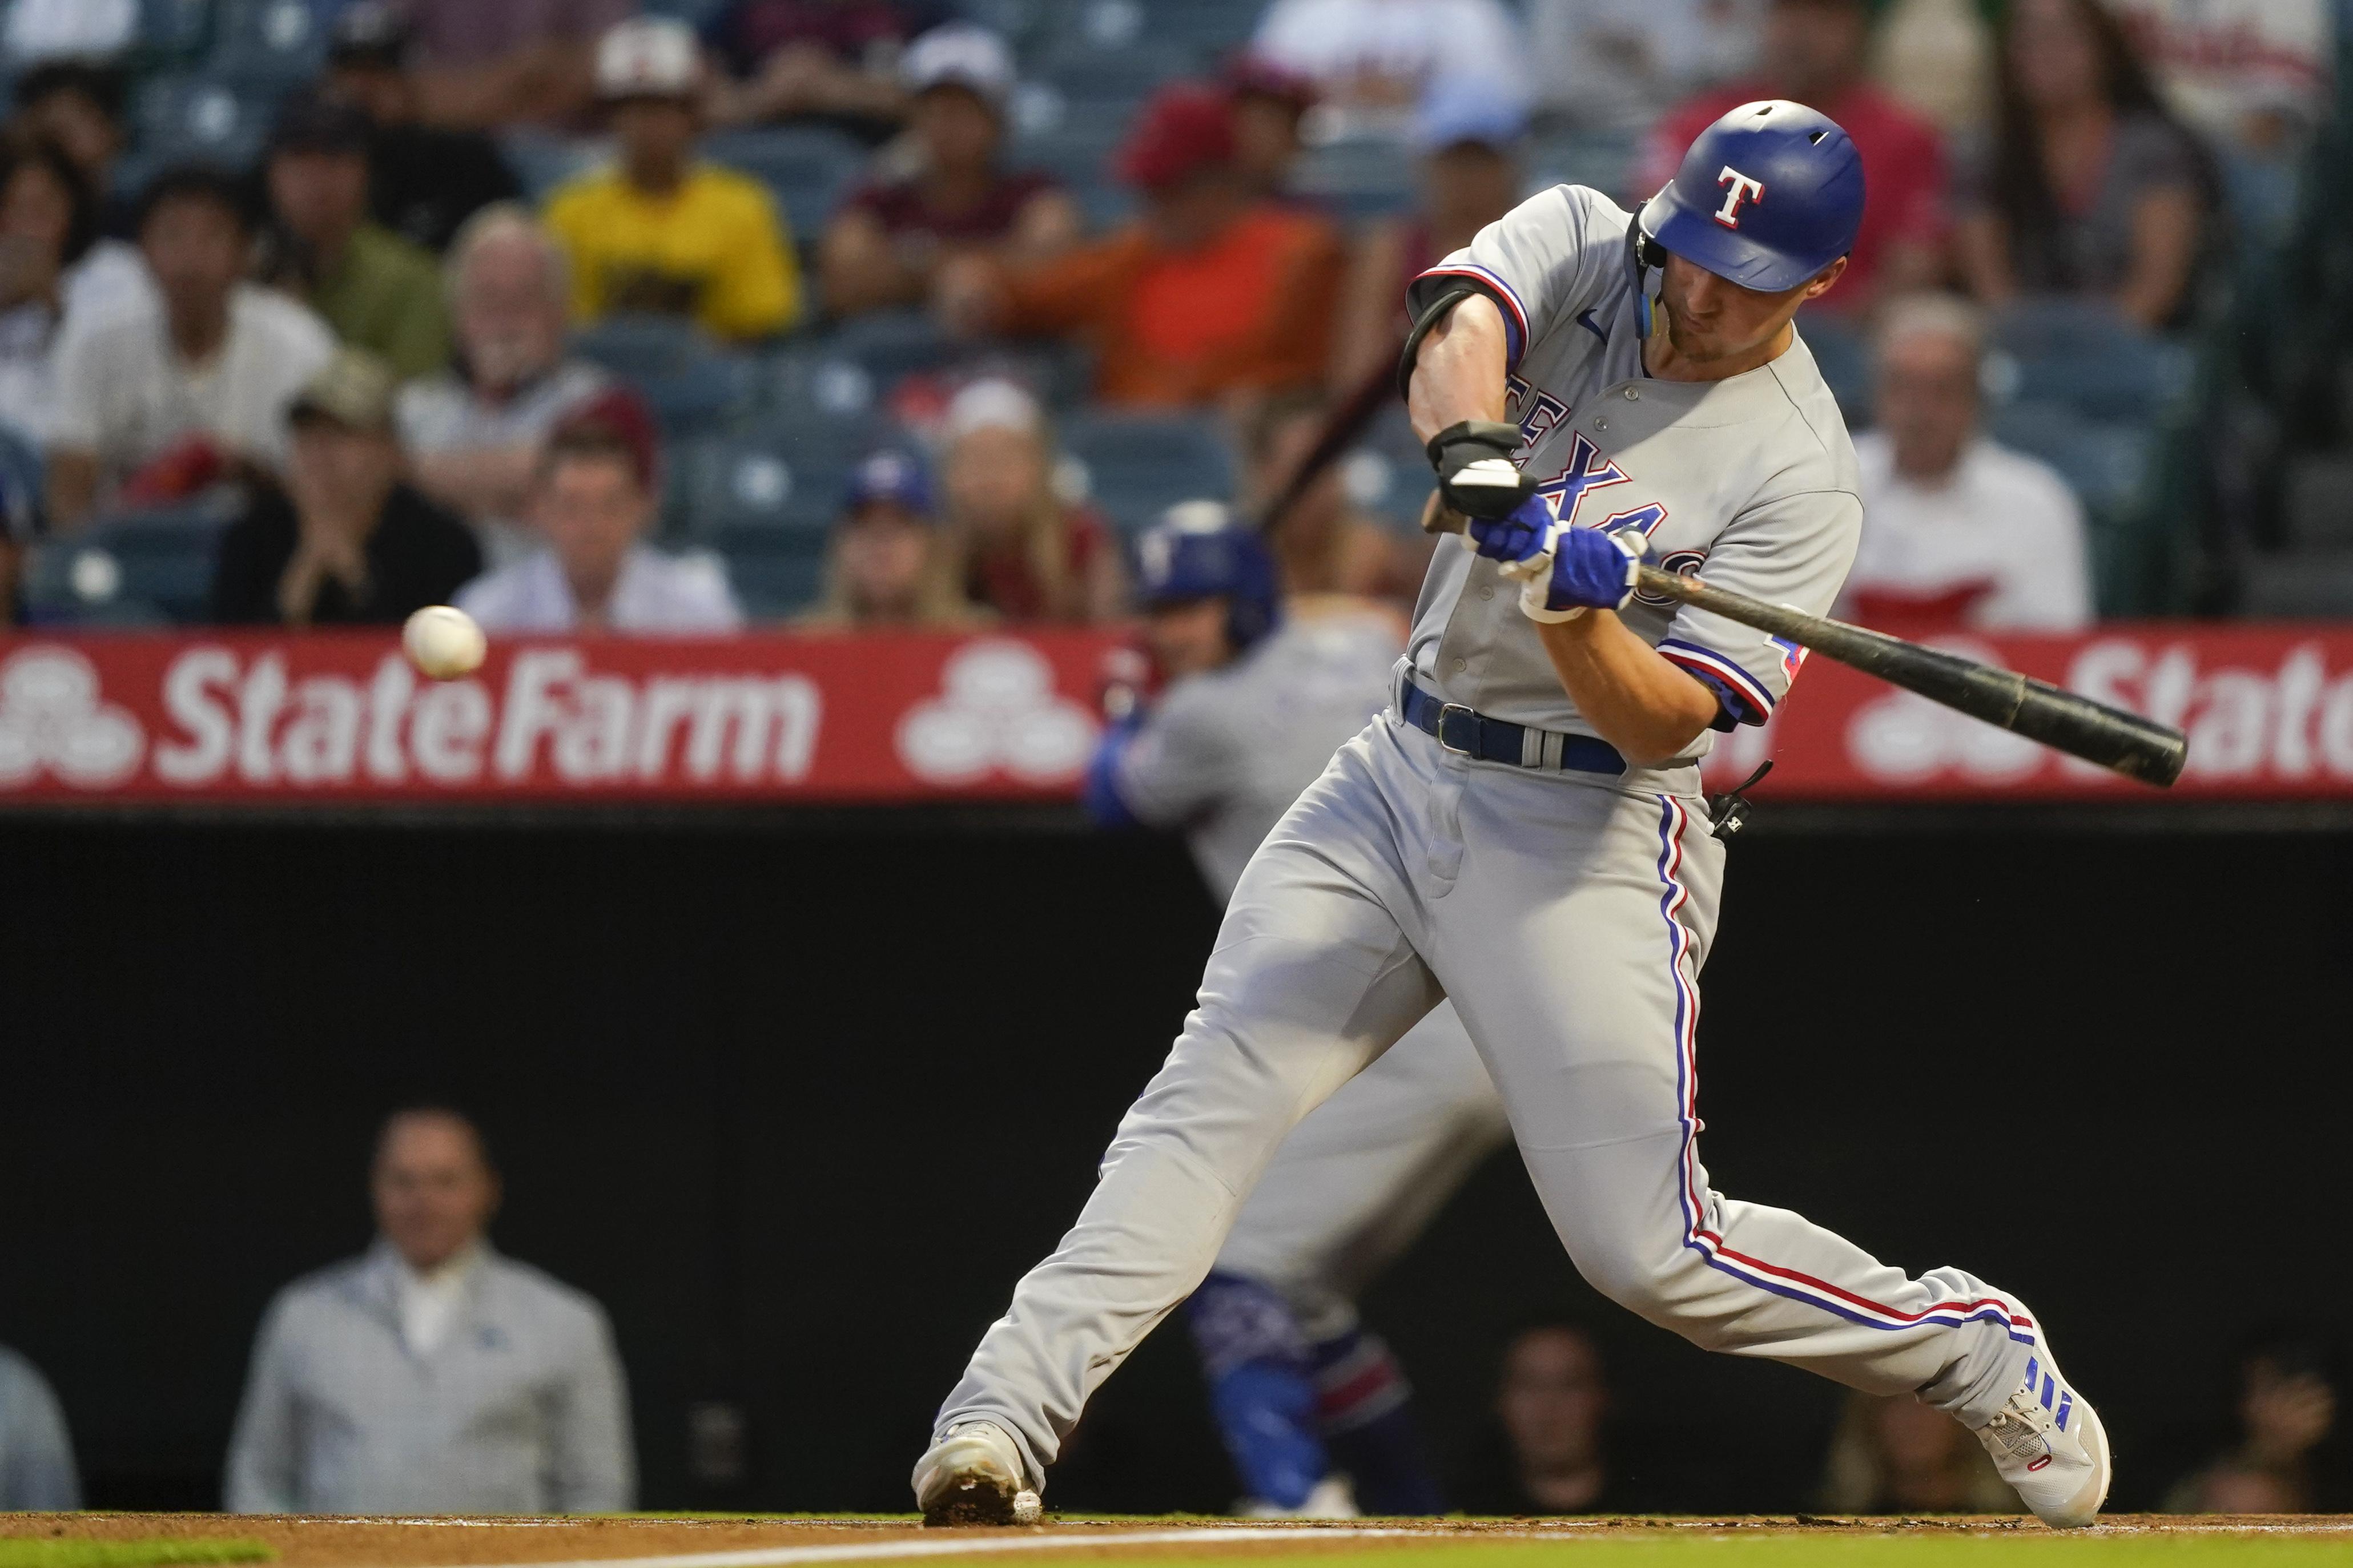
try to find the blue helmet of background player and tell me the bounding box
[1134,501,1281,655]
[1627,99,1864,335]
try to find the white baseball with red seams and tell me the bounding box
[402,606,488,682]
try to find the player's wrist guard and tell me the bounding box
[1427,421,1536,520]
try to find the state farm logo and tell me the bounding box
[0,647,144,787]
[1848,638,2046,783]
[895,639,1096,784]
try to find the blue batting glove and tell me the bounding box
[1465,493,1554,570]
[1523,526,1645,623]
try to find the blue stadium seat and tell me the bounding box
[712,527,830,619]
[675,434,848,538]
[129,75,276,174]
[1526,128,1641,204]
[817,309,960,383]
[23,505,232,627]
[1046,0,1265,66]
[569,316,757,433]
[1292,136,1413,223]
[1802,317,1874,426]
[1986,401,2157,521]
[1985,300,2196,422]
[1039,44,1190,112]
[207,0,326,88]
[701,125,868,243]
[641,0,733,27]
[498,132,602,201]
[1057,410,1238,534]
[136,0,215,61]
[1343,408,1438,531]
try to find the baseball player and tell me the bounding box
[1087,503,1507,1516]
[917,102,2109,1529]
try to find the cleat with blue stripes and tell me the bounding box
[1973,1349,2111,1528]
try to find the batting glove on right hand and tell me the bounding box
[1465,493,1559,579]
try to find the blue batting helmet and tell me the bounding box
[1628,100,1864,333]
[1135,501,1281,653]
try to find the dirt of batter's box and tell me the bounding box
[3,1513,2351,1568]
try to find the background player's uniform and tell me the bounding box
[930,180,2044,1497]
[1102,602,1509,1513]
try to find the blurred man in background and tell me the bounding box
[1841,295,2092,632]
[7,61,131,230]
[2167,1325,2346,1514]
[321,3,522,255]
[399,205,610,560]
[47,166,335,529]
[1637,0,1949,312]
[545,17,802,344]
[209,348,480,627]
[1817,1390,2018,1514]
[260,92,450,380]
[1240,392,1426,606]
[1453,1320,1644,1515]
[458,391,743,634]
[935,84,1341,410]
[0,1343,78,1508]
[397,0,632,131]
[1224,56,1318,203]
[225,1108,634,1514]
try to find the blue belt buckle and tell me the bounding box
[1436,703,1481,757]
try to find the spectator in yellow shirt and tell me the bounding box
[544,17,802,344]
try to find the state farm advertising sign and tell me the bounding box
[0,631,1109,804]
[1,625,2350,807]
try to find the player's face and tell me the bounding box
[1655,251,1843,366]
[372,1114,499,1272]
[1145,596,1232,680]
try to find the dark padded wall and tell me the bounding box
[1,815,2342,1513]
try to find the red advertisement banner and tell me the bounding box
[1,625,2349,807]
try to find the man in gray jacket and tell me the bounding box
[225,1108,634,1514]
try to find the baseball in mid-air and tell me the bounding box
[402,606,486,680]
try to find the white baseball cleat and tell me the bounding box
[1973,1349,2111,1528]
[1241,1475,1359,1519]
[913,1420,1040,1527]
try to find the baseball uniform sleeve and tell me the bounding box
[223,1293,303,1513]
[1406,184,1634,372]
[1110,684,1237,829]
[1655,489,1863,729]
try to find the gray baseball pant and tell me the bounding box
[937,712,2037,1486]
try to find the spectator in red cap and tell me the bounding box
[1225,55,1318,203]
[455,388,743,633]
[934,83,1342,411]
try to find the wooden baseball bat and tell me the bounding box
[1423,503,2187,788]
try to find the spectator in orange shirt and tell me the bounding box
[936,377,1124,623]
[934,84,1343,411]
[1634,0,1950,313]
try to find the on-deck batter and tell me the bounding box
[915,101,2111,1530]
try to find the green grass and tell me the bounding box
[0,1544,271,1568]
[997,1541,2347,1568]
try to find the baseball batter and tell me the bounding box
[917,102,2110,1529]
[1087,505,1507,1515]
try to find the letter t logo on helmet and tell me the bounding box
[1714,167,1767,228]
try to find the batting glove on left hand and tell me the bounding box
[1521,526,1645,624]
[1464,493,1558,580]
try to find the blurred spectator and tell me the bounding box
[1818,1391,2016,1513]
[399,207,610,557]
[1637,0,1950,313]
[1332,79,1525,392]
[1452,1320,1649,1514]
[703,0,956,137]
[209,349,481,628]
[802,449,977,628]
[545,18,803,344]
[1841,295,2091,632]
[1249,0,1533,136]
[1225,56,1320,202]
[397,0,634,132]
[0,0,134,65]
[2166,1325,2347,1514]
[0,138,138,443]
[818,25,1079,320]
[225,1107,634,1514]
[1244,392,1427,604]
[1528,0,1762,134]
[936,378,1123,623]
[1953,0,2211,333]
[457,392,743,634]
[46,166,336,531]
[0,1344,78,1509]
[935,86,1342,410]
[1869,0,1996,140]
[8,62,131,228]
[2111,1,2334,160]
[323,3,524,254]
[258,94,451,380]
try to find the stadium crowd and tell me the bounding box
[0,1106,2347,1513]
[0,0,2336,636]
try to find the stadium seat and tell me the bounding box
[22,504,232,627]
[127,74,276,176]
[1802,317,1874,426]
[1044,0,1267,66]
[135,0,214,62]
[1986,401,2157,522]
[817,309,962,384]
[711,526,830,619]
[1344,408,1439,531]
[498,132,604,201]
[207,0,327,88]
[1292,136,1413,222]
[701,125,868,243]
[674,434,848,538]
[0,421,43,533]
[641,0,733,27]
[1057,410,1238,534]
[1526,128,1641,203]
[569,316,757,433]
[1985,299,2196,422]
[1039,43,1190,112]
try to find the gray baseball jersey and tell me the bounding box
[1406,184,1863,748]
[927,186,2044,1502]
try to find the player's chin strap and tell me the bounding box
[1625,195,1670,340]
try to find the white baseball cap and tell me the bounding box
[943,377,1043,444]
[597,17,699,102]
[900,23,1015,110]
